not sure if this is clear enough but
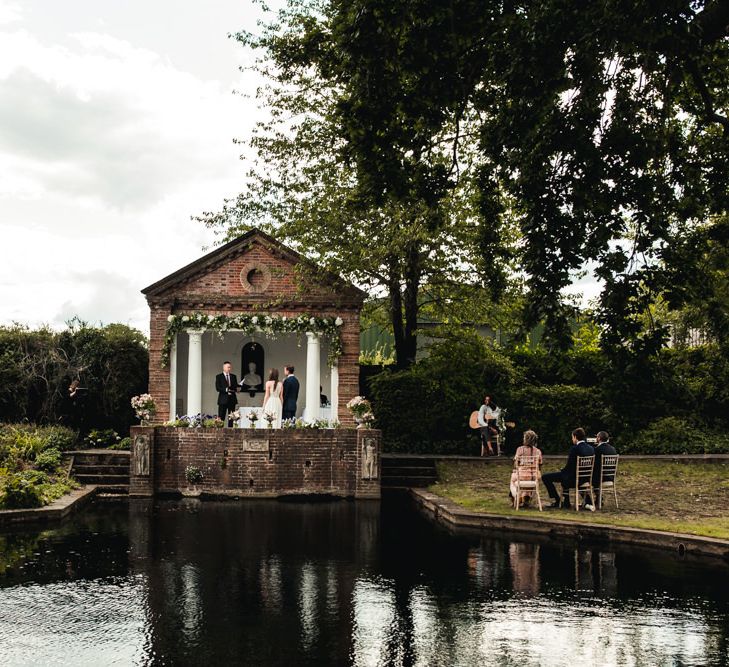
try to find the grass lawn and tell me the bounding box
[431,460,729,540]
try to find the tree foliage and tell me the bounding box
[200,0,521,368]
[207,0,727,359]
[0,321,148,435]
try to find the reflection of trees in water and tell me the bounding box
[118,500,729,666]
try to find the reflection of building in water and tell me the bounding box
[259,555,283,613]
[298,562,319,652]
[508,543,541,596]
[574,548,595,593]
[596,551,617,596]
[127,500,378,665]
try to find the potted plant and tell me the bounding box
[346,396,375,428]
[131,394,157,426]
[246,410,259,428]
[184,465,203,496]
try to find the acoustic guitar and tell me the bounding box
[469,411,515,430]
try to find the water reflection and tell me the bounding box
[0,497,727,666]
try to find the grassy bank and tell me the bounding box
[431,460,729,540]
[0,424,79,510]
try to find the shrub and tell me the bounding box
[35,447,62,472]
[43,426,78,452]
[507,384,616,453]
[0,424,77,458]
[370,334,518,453]
[1,471,47,509]
[622,417,729,455]
[83,429,121,448]
[109,437,131,451]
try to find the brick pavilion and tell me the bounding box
[141,228,365,425]
[130,229,380,500]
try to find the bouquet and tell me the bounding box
[346,396,374,427]
[131,394,156,422]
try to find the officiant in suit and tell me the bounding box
[282,365,299,420]
[215,361,238,425]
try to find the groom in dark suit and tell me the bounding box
[215,361,238,425]
[282,365,299,421]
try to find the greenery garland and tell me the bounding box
[161,312,345,368]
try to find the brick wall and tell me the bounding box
[130,426,381,499]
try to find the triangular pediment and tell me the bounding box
[141,229,365,304]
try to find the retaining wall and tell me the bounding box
[129,426,380,499]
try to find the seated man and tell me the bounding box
[542,428,594,509]
[592,430,617,508]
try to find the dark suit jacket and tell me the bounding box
[215,373,238,406]
[562,440,594,486]
[593,441,617,486]
[282,375,299,412]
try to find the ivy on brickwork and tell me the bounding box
[161,312,345,368]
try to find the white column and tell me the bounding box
[305,332,320,422]
[186,329,204,416]
[330,363,339,424]
[168,336,177,421]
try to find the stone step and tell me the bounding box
[96,487,130,497]
[381,466,437,477]
[381,456,436,468]
[72,464,130,475]
[73,473,130,485]
[381,475,436,488]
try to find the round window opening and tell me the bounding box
[240,263,271,292]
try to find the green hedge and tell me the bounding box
[622,417,729,455]
[507,384,616,453]
[369,334,517,454]
[368,338,729,455]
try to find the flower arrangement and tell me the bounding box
[282,418,341,430]
[131,394,156,422]
[161,312,345,368]
[346,396,375,427]
[185,465,203,485]
[164,414,219,428]
[246,410,259,427]
[263,412,276,428]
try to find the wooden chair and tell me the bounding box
[570,455,595,512]
[513,454,543,512]
[597,454,620,509]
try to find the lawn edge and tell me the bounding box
[410,487,729,561]
[0,485,98,527]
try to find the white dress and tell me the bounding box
[262,380,283,428]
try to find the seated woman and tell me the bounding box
[509,430,543,509]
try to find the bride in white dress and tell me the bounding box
[262,368,283,428]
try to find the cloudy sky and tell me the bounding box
[0,0,283,333]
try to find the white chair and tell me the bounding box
[513,455,543,512]
[570,455,595,512]
[597,454,620,509]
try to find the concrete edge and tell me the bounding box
[0,485,98,527]
[410,487,729,561]
[383,453,729,462]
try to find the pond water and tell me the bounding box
[1,496,728,667]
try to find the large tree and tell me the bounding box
[206,0,727,360]
[200,0,519,368]
[476,0,729,353]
